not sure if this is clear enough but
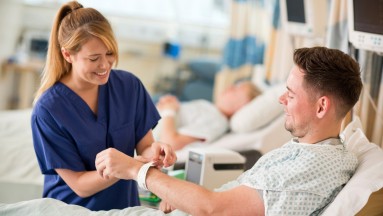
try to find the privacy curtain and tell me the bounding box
[214,0,280,99]
[326,0,383,147]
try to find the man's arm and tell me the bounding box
[145,168,265,216]
[95,149,264,216]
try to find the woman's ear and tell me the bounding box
[61,48,72,63]
[316,96,330,118]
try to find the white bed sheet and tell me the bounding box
[175,114,292,164]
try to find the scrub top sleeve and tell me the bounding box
[133,80,160,144]
[31,113,86,175]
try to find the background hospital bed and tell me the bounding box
[174,113,291,170]
[173,82,292,169]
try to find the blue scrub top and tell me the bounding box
[31,70,160,211]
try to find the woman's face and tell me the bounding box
[63,37,116,89]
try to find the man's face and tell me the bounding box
[279,66,317,139]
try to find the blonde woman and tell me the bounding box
[31,1,176,211]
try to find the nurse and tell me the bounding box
[31,1,176,211]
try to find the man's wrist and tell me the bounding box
[136,162,155,191]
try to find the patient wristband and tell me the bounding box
[137,162,155,191]
[160,109,176,118]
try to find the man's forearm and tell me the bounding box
[142,168,264,216]
[144,168,216,215]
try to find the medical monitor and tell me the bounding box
[348,0,383,53]
[280,0,328,38]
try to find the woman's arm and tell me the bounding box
[55,169,118,198]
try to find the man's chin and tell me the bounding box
[284,123,293,134]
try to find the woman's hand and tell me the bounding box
[145,142,177,168]
[95,148,142,180]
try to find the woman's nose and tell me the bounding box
[99,57,109,69]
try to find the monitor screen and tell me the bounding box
[353,0,383,35]
[280,0,327,38]
[348,0,383,53]
[286,0,306,24]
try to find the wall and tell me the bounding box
[0,1,228,109]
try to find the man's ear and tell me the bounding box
[61,48,72,63]
[316,96,330,118]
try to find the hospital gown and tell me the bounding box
[218,138,358,215]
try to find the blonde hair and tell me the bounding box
[240,81,262,101]
[34,1,118,103]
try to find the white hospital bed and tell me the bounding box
[1,115,383,215]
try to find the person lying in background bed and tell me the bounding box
[96,46,363,215]
[30,0,176,211]
[154,81,261,150]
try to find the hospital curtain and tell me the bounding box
[355,51,383,147]
[214,0,273,99]
[262,0,293,85]
[326,0,383,147]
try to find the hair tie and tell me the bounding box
[73,5,82,11]
[65,4,83,16]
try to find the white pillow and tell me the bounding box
[230,83,285,133]
[322,117,383,215]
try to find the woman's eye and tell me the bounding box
[89,57,99,62]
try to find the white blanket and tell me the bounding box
[0,198,188,216]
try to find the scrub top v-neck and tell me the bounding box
[31,70,160,211]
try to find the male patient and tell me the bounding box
[154,81,261,150]
[95,47,363,215]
